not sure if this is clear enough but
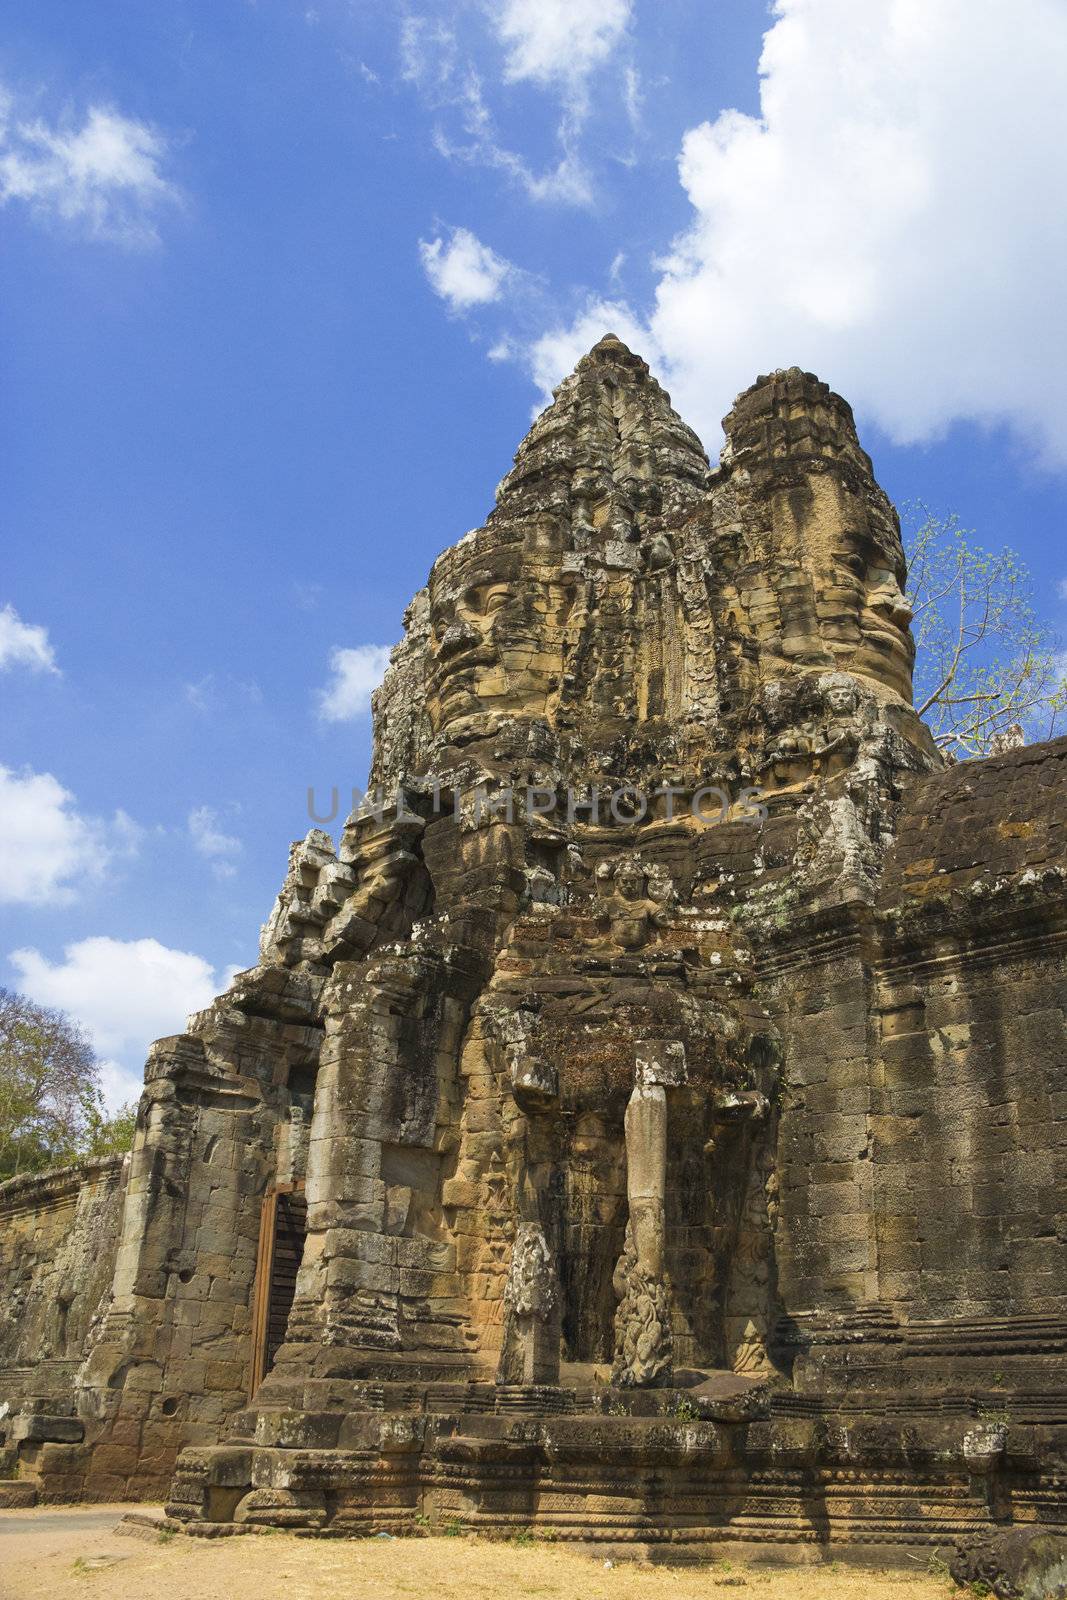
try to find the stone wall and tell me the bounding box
[0,1158,126,1475]
[749,738,1067,1399]
[870,740,1067,1324]
[0,968,324,1501]
[59,972,324,1501]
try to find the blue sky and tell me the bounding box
[2,0,1066,1107]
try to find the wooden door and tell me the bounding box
[249,1183,307,1397]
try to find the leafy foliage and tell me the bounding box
[0,987,136,1180]
[904,505,1067,758]
[86,1100,138,1160]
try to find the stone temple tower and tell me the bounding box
[5,339,1066,1562]
[372,335,925,798]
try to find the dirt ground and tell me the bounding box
[0,1505,956,1600]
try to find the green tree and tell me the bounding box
[904,505,1067,759]
[0,988,136,1180]
[86,1100,138,1160]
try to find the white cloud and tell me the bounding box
[9,936,226,1113]
[1057,579,1067,602]
[525,0,1067,465]
[182,673,262,713]
[400,16,459,90]
[316,644,394,722]
[401,20,594,206]
[435,119,593,205]
[493,0,632,90]
[0,91,177,245]
[187,806,242,880]
[0,765,140,906]
[96,1057,145,1115]
[420,226,513,311]
[622,65,642,130]
[0,604,58,674]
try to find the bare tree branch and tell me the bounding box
[903,503,1066,758]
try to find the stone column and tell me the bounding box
[500,1222,559,1386]
[624,1081,667,1282]
[612,1042,683,1387]
[495,1022,562,1388]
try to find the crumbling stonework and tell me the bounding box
[0,1158,125,1493]
[3,338,1065,1558]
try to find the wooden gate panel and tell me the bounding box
[248,1183,306,1397]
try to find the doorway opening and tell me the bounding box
[249,1182,307,1396]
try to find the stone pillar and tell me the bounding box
[500,1223,559,1386]
[612,1043,682,1387]
[494,1019,562,1388]
[624,1082,667,1282]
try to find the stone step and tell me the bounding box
[0,1482,38,1509]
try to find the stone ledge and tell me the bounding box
[0,1154,126,1215]
[0,1482,38,1509]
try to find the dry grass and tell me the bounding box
[0,1513,956,1600]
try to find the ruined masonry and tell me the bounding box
[2,338,1066,1560]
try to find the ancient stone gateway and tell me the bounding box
[2,338,1066,1557]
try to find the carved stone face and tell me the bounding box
[856,567,914,700]
[614,861,647,903]
[430,579,510,727]
[425,536,575,746]
[827,535,915,703]
[819,672,859,718]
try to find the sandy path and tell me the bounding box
[0,1506,952,1600]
